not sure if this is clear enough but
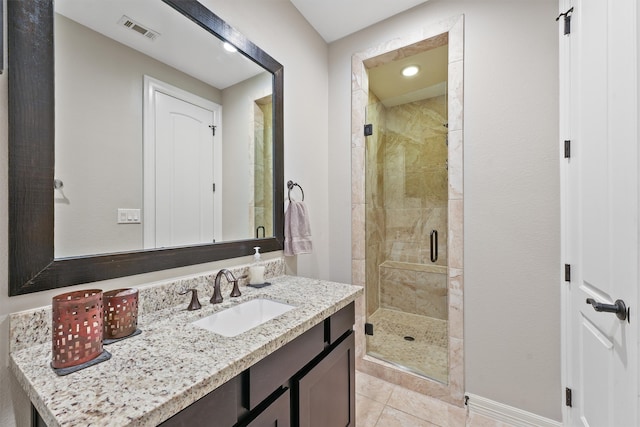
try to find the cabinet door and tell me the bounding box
[248,323,324,409]
[243,388,291,427]
[297,332,355,427]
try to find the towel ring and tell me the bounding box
[287,180,304,201]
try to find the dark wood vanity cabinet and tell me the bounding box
[163,302,355,427]
[32,303,355,427]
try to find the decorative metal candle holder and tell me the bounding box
[51,289,104,369]
[103,288,139,339]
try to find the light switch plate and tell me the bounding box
[117,208,141,224]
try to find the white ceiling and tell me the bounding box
[289,0,430,43]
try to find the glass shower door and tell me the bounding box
[364,64,449,382]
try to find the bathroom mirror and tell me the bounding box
[8,0,284,296]
[53,0,274,257]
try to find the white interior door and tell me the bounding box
[143,76,222,249]
[562,0,638,425]
[155,92,214,247]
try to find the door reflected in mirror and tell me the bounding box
[53,0,274,258]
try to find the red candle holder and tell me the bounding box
[51,289,104,369]
[103,288,139,339]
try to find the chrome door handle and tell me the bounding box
[586,298,628,321]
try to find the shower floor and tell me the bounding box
[366,308,448,383]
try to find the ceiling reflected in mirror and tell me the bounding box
[55,0,263,89]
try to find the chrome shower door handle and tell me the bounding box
[430,230,438,262]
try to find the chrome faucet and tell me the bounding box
[210,269,241,304]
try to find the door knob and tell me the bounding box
[586,298,628,321]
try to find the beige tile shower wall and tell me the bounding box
[383,96,448,267]
[252,104,264,232]
[379,261,447,319]
[365,92,386,316]
[254,100,273,237]
[367,95,449,316]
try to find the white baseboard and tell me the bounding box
[466,393,563,427]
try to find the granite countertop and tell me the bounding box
[9,275,362,427]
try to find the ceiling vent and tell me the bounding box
[118,15,160,41]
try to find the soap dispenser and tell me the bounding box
[249,247,266,285]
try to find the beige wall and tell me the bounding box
[0,1,329,425]
[328,0,560,421]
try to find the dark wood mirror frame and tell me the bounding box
[8,0,284,296]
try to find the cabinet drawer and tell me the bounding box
[247,322,324,409]
[159,375,238,427]
[327,302,355,345]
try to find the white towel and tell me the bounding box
[284,201,313,256]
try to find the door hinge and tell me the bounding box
[556,7,574,35]
[565,387,572,407]
[364,322,374,336]
[209,125,216,136]
[564,264,571,282]
[564,140,571,158]
[364,124,373,136]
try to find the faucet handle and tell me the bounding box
[178,288,202,311]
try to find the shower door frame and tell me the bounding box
[351,15,465,406]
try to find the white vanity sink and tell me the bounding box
[192,298,295,337]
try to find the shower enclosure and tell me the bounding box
[252,95,273,239]
[364,46,450,383]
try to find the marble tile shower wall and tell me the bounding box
[365,92,385,317]
[380,262,447,319]
[383,95,448,266]
[365,93,449,318]
[252,100,273,236]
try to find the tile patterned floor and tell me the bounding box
[366,308,448,382]
[356,371,516,427]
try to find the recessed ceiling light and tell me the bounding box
[401,65,420,77]
[223,42,238,53]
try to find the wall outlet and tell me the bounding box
[117,208,141,224]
